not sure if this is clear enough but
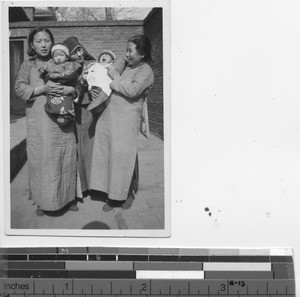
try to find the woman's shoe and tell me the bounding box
[36,208,45,216]
[102,203,113,212]
[121,195,134,210]
[69,204,79,211]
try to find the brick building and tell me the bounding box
[9,7,164,139]
[144,8,163,139]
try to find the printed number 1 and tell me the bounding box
[65,283,69,290]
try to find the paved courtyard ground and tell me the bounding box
[9,113,165,231]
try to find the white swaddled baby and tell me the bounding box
[85,50,117,112]
[87,62,112,96]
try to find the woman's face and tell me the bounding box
[126,42,144,67]
[31,31,52,58]
[69,47,84,64]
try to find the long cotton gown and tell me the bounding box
[90,62,154,201]
[15,57,77,211]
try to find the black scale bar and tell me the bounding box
[7,262,66,270]
[118,255,149,262]
[6,270,136,279]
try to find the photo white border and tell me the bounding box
[2,0,171,238]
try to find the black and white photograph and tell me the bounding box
[4,1,170,236]
[2,0,300,294]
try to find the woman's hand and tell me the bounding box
[90,88,100,100]
[46,83,76,97]
[107,65,120,80]
[51,84,77,97]
[62,86,76,97]
[47,82,64,96]
[33,81,53,96]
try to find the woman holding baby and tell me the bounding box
[15,27,78,216]
[89,35,154,212]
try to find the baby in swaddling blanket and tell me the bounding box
[40,43,82,127]
[86,50,122,112]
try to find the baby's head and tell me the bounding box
[51,44,69,64]
[98,50,116,66]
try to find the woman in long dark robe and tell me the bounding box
[63,36,96,198]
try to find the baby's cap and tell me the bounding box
[98,50,116,62]
[51,43,70,57]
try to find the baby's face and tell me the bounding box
[99,53,113,65]
[53,49,68,64]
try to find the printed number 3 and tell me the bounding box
[220,284,226,291]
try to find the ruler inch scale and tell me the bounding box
[0,247,295,296]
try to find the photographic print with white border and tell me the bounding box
[2,0,171,237]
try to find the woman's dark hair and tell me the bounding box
[128,35,153,63]
[27,27,54,57]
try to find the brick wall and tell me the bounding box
[10,21,144,60]
[144,8,163,139]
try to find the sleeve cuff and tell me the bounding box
[26,87,37,101]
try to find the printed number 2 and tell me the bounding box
[220,284,226,291]
[141,283,147,291]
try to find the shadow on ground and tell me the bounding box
[82,221,110,229]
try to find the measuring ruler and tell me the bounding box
[0,247,295,296]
